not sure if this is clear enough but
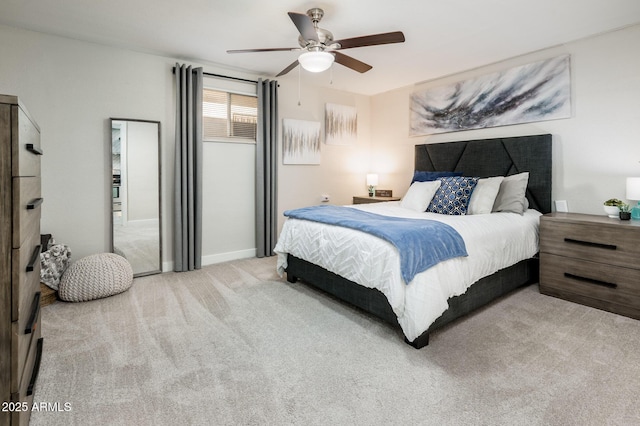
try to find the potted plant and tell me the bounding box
[604,198,624,218]
[619,203,632,220]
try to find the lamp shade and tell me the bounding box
[298,51,334,73]
[626,177,640,200]
[366,174,379,186]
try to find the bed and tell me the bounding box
[275,134,552,348]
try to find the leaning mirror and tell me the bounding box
[110,118,162,277]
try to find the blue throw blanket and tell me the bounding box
[284,205,468,284]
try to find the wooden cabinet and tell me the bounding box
[539,212,640,320]
[353,195,401,204]
[1,95,43,426]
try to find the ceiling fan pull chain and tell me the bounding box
[297,65,302,106]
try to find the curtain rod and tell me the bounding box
[172,66,258,84]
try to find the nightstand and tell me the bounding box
[539,212,640,320]
[353,195,401,204]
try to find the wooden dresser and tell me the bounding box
[539,212,640,320]
[0,95,44,426]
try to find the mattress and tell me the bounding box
[275,201,541,341]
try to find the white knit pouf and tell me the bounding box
[59,253,133,302]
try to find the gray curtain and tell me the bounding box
[174,63,203,271]
[255,79,278,257]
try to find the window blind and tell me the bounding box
[203,88,257,141]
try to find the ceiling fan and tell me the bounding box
[227,8,405,77]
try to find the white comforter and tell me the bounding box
[274,202,541,341]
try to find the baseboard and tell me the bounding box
[162,248,257,272]
[201,249,257,266]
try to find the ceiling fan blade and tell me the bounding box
[275,60,300,77]
[288,12,318,42]
[227,47,298,53]
[333,31,405,50]
[333,52,372,73]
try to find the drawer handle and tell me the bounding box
[26,244,42,272]
[27,198,44,210]
[25,292,41,334]
[27,338,44,396]
[564,272,617,289]
[26,143,43,155]
[564,238,616,251]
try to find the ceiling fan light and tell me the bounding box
[298,51,334,73]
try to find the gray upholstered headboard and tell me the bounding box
[415,134,552,214]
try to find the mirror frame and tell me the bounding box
[110,118,162,277]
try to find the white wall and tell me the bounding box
[369,24,640,215]
[201,141,256,264]
[0,24,260,270]
[275,74,372,230]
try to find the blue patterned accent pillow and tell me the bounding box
[427,176,479,215]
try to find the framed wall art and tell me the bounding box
[282,118,321,165]
[409,55,571,136]
[325,103,357,145]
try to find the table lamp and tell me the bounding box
[366,174,378,197]
[626,177,640,219]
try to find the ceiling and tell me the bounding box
[1,0,640,95]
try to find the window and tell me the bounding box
[203,88,258,142]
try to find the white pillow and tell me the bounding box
[492,172,530,214]
[468,176,504,215]
[401,180,441,212]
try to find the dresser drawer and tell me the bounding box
[11,294,41,393]
[11,231,42,322]
[12,177,41,249]
[12,105,41,178]
[540,253,640,319]
[11,335,43,426]
[540,219,640,270]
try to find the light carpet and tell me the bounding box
[31,256,640,425]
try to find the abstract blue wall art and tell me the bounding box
[409,55,571,136]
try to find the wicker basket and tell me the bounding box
[40,283,58,306]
